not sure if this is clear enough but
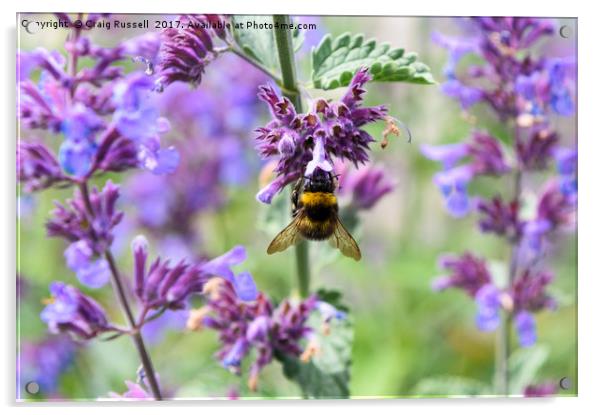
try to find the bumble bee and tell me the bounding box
[267,170,361,261]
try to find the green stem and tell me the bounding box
[272,15,310,297]
[495,168,523,396]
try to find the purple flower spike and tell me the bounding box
[475,284,501,332]
[40,282,111,340]
[254,68,387,204]
[514,311,537,347]
[202,279,316,390]
[17,141,67,192]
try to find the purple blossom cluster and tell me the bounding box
[425,17,577,351]
[189,278,341,391]
[422,131,510,217]
[433,252,555,347]
[255,68,388,203]
[155,14,228,89]
[17,24,180,182]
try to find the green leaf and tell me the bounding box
[231,16,305,76]
[231,16,280,74]
[413,376,492,397]
[277,312,353,398]
[508,344,550,394]
[311,32,436,90]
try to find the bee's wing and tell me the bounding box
[329,216,362,261]
[267,213,304,255]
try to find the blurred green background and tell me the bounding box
[17,15,576,400]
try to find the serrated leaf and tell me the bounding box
[277,312,353,398]
[311,32,435,90]
[508,344,549,394]
[231,16,304,76]
[413,376,492,396]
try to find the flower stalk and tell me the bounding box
[78,182,163,400]
[272,14,311,297]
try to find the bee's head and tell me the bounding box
[304,169,336,193]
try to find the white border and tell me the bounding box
[2,1,598,414]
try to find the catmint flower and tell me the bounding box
[17,141,67,192]
[201,278,317,390]
[338,164,394,210]
[433,166,473,217]
[477,196,521,238]
[131,236,255,309]
[156,14,228,89]
[254,68,387,203]
[46,180,123,255]
[432,252,492,296]
[423,132,508,217]
[64,240,110,288]
[112,73,180,174]
[40,282,112,340]
[521,181,576,256]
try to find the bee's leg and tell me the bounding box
[291,176,303,217]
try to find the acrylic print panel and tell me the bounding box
[16,13,577,401]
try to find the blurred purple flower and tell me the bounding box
[433,252,492,296]
[18,335,76,398]
[254,68,387,203]
[477,196,521,238]
[17,141,67,191]
[524,382,557,397]
[338,164,394,210]
[514,310,537,347]
[554,147,577,196]
[433,165,473,217]
[475,283,502,332]
[40,282,112,340]
[64,240,110,288]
